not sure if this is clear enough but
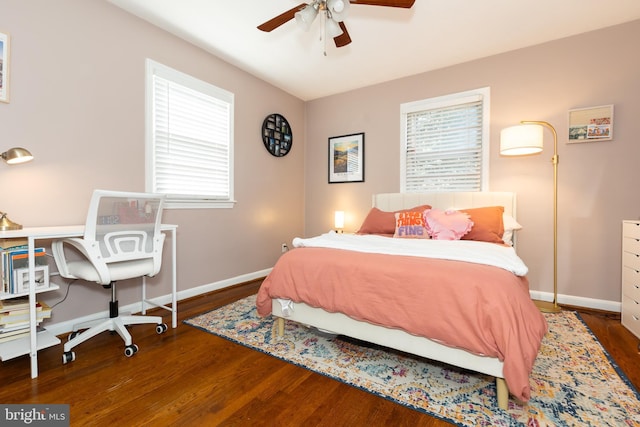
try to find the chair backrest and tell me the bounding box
[83,190,166,271]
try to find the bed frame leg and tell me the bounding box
[496,377,508,410]
[276,317,284,337]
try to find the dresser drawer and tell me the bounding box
[623,265,640,284]
[623,236,640,256]
[623,274,640,299]
[622,295,640,339]
[622,251,640,269]
[623,221,640,240]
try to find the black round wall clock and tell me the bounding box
[262,113,292,157]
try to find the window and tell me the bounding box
[400,87,490,193]
[145,59,235,208]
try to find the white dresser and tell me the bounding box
[622,220,640,341]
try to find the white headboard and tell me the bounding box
[372,192,516,218]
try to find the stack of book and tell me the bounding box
[0,239,49,294]
[0,297,52,343]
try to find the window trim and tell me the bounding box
[400,87,490,193]
[145,59,235,209]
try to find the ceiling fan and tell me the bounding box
[258,0,415,51]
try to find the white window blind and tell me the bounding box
[146,59,234,208]
[401,88,489,193]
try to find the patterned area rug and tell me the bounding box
[184,295,640,426]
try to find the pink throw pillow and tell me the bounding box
[424,208,474,240]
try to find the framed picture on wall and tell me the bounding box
[0,31,9,103]
[328,132,365,183]
[568,104,613,143]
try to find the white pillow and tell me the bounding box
[502,213,523,246]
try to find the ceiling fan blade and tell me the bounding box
[333,22,352,47]
[257,3,308,32]
[349,0,415,7]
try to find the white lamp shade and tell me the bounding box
[327,0,350,22]
[295,5,318,31]
[334,210,345,229]
[500,124,544,156]
[325,17,343,38]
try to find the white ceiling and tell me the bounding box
[108,0,640,101]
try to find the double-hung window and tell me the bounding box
[145,59,235,208]
[400,87,490,193]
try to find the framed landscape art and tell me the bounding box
[328,132,364,183]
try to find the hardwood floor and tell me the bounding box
[1,280,638,426]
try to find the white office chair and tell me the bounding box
[52,190,168,364]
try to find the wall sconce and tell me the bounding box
[1,147,34,230]
[334,210,345,233]
[500,121,561,313]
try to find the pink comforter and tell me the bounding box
[256,246,547,402]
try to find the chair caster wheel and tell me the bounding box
[62,351,76,364]
[68,331,79,341]
[124,344,139,357]
[156,323,168,334]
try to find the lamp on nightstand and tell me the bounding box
[334,210,345,233]
[500,121,561,313]
[1,147,34,230]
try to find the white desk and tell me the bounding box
[0,224,178,378]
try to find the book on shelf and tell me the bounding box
[0,296,30,312]
[0,301,51,325]
[0,238,28,251]
[0,320,32,333]
[1,247,48,294]
[0,325,45,344]
[0,300,44,316]
[0,328,30,343]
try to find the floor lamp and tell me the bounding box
[500,121,561,313]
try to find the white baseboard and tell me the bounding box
[46,268,272,337]
[529,290,621,313]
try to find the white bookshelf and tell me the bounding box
[0,329,60,360]
[0,284,61,361]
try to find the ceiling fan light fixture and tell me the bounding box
[327,0,350,22]
[294,4,319,31]
[258,0,414,51]
[325,16,343,38]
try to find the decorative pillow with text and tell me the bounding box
[393,211,430,239]
[357,205,431,235]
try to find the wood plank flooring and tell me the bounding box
[1,280,638,426]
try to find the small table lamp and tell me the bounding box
[334,210,345,233]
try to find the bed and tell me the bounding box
[256,192,547,410]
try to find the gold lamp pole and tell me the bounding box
[500,121,561,313]
[1,147,34,231]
